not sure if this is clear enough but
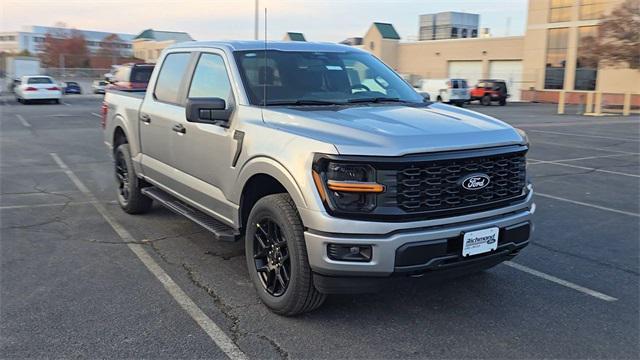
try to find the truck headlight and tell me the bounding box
[312,159,384,213]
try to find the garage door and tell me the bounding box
[489,60,523,101]
[448,61,483,88]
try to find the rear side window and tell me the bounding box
[27,77,53,84]
[131,66,154,83]
[452,80,459,89]
[188,53,233,103]
[154,53,191,104]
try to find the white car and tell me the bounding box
[417,78,470,106]
[92,80,108,94]
[15,76,62,104]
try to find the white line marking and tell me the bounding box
[518,119,637,128]
[536,192,640,218]
[504,261,618,302]
[534,153,639,163]
[49,153,247,360]
[16,114,31,128]
[529,158,640,178]
[532,140,639,155]
[62,101,71,107]
[0,200,117,210]
[91,112,101,118]
[528,129,639,142]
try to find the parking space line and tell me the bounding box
[16,114,31,128]
[532,140,639,155]
[528,129,639,142]
[536,192,640,218]
[49,153,247,360]
[91,112,101,118]
[534,153,639,163]
[0,200,116,210]
[505,261,618,302]
[62,102,71,107]
[529,158,640,178]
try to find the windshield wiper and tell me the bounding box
[346,97,405,104]
[262,99,344,106]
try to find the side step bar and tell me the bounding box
[141,187,239,242]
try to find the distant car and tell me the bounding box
[63,81,82,94]
[470,79,509,106]
[92,80,108,94]
[105,63,155,91]
[15,75,61,104]
[417,78,470,106]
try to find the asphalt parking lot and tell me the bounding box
[1,96,638,359]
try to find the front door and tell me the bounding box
[170,51,238,224]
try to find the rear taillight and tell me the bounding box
[101,102,108,129]
[25,87,37,91]
[47,86,60,91]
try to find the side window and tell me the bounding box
[154,52,191,104]
[188,53,233,104]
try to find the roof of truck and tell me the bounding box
[169,40,361,53]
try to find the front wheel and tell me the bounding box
[245,194,326,316]
[481,94,492,106]
[114,144,152,214]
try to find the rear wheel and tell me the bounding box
[245,194,326,316]
[114,144,152,214]
[436,95,443,102]
[499,98,507,106]
[481,94,492,106]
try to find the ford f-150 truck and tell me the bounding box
[102,41,534,316]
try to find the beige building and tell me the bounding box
[362,0,639,104]
[132,29,193,63]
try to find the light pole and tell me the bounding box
[254,0,259,40]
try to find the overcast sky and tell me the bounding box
[2,0,527,42]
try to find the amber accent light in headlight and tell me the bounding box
[326,180,385,193]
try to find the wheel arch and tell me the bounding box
[234,157,309,230]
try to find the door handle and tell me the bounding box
[140,114,151,123]
[172,123,186,134]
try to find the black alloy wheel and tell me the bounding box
[115,149,130,204]
[253,218,291,297]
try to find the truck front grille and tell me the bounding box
[396,151,527,214]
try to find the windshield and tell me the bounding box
[234,50,423,105]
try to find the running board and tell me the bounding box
[141,187,239,242]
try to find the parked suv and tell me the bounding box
[103,41,533,316]
[470,79,509,106]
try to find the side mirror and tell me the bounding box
[186,97,232,124]
[419,92,430,101]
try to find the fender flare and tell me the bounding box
[232,156,309,210]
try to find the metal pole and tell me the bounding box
[254,0,259,40]
[59,53,65,77]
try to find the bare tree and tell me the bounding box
[582,0,640,69]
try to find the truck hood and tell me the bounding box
[263,102,525,156]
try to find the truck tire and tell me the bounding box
[114,144,152,214]
[499,98,507,106]
[481,94,492,106]
[245,193,326,316]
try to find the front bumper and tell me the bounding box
[303,188,534,281]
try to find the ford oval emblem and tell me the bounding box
[461,174,490,191]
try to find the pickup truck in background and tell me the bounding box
[102,41,534,316]
[105,63,155,91]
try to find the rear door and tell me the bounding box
[139,51,194,188]
[170,51,238,223]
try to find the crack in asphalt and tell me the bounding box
[86,229,206,245]
[0,184,74,231]
[146,238,287,359]
[204,249,244,260]
[531,242,640,276]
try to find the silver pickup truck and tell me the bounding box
[102,41,534,316]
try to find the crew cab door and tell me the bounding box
[170,51,238,223]
[139,52,193,189]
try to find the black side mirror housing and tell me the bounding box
[186,97,232,124]
[419,92,430,101]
